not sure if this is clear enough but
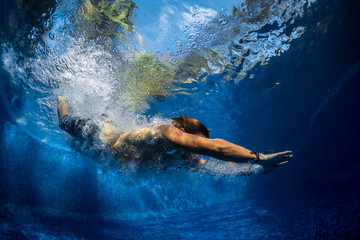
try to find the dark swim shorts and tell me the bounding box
[59,115,99,140]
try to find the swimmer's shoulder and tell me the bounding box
[157,125,186,141]
[157,124,176,131]
[157,125,178,136]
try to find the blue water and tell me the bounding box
[1,0,360,239]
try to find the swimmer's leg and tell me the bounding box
[57,96,69,123]
[57,96,99,140]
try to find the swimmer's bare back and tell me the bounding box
[105,126,171,164]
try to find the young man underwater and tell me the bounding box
[57,96,292,175]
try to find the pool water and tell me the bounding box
[1,0,360,239]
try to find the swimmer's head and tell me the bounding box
[171,115,210,138]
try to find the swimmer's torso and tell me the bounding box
[111,127,165,163]
[101,126,193,169]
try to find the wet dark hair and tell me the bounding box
[171,115,210,138]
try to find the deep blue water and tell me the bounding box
[1,0,360,239]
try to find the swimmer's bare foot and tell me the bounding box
[258,151,293,168]
[57,96,67,103]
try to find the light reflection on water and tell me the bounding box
[1,0,315,147]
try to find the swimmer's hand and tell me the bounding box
[258,151,293,168]
[57,96,68,103]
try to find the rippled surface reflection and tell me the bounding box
[1,0,316,148]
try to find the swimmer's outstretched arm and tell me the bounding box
[159,125,292,168]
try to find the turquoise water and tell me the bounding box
[1,0,360,239]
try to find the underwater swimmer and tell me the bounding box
[57,96,292,175]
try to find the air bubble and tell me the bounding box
[189,34,196,42]
[48,32,55,40]
[193,24,202,32]
[176,49,184,55]
[219,18,229,27]
[221,13,228,18]
[77,5,87,16]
